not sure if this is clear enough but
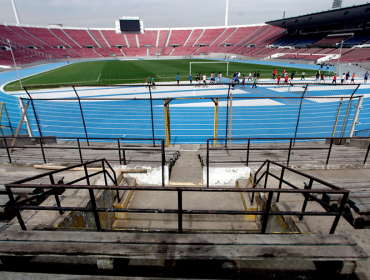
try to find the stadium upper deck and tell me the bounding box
[0,3,369,66]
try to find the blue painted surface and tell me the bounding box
[0,61,367,144]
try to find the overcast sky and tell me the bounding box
[0,0,368,28]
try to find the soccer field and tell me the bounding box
[4,59,319,91]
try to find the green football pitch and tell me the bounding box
[4,59,318,91]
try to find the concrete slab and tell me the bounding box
[170,151,202,185]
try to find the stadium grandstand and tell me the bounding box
[1,1,370,279]
[0,3,369,65]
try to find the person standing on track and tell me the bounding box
[251,76,258,88]
[272,68,276,80]
[242,75,246,89]
[276,75,281,88]
[346,72,350,83]
[332,73,337,84]
[176,73,180,85]
[364,71,369,84]
[203,73,207,86]
[218,72,222,83]
[232,74,236,90]
[284,74,289,86]
[301,71,306,80]
[189,73,193,84]
[146,75,151,87]
[320,73,325,83]
[341,73,346,84]
[351,73,356,84]
[151,76,155,89]
[248,72,252,81]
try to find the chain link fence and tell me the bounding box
[21,83,361,144]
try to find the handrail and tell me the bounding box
[1,136,165,186]
[5,159,349,235]
[252,160,350,234]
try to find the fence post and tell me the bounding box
[246,139,250,166]
[207,139,210,188]
[299,179,313,220]
[164,98,171,147]
[72,86,89,146]
[149,86,155,146]
[228,93,233,154]
[293,85,308,143]
[224,85,230,147]
[348,95,364,139]
[261,192,273,234]
[326,138,334,165]
[213,98,218,147]
[276,166,285,203]
[3,137,12,163]
[24,87,43,138]
[339,85,360,142]
[161,139,165,187]
[364,141,370,164]
[19,98,33,137]
[332,98,343,137]
[6,186,26,230]
[330,192,349,234]
[178,189,183,233]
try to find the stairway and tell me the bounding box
[169,147,203,185]
[112,145,258,232]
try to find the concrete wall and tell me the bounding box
[57,189,116,230]
[335,64,368,77]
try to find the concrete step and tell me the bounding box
[112,217,259,232]
[115,212,254,222]
[169,151,203,185]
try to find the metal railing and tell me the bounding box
[206,137,370,187]
[354,129,370,137]
[5,159,349,234]
[1,136,166,186]
[251,160,349,234]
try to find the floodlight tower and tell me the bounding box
[225,0,229,27]
[11,0,21,24]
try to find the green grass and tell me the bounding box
[4,59,318,91]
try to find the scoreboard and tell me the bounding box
[115,17,143,33]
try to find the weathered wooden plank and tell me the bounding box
[0,272,128,280]
[0,241,366,260]
[0,231,357,246]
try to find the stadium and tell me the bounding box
[0,0,370,279]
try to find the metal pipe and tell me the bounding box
[299,179,313,220]
[72,86,89,146]
[348,95,364,138]
[149,86,155,146]
[39,137,46,164]
[207,139,210,188]
[178,190,183,233]
[23,87,43,138]
[224,85,230,147]
[261,192,273,234]
[77,139,83,163]
[161,139,165,187]
[293,85,308,143]
[326,138,334,165]
[3,137,12,163]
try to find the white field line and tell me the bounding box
[97,74,101,82]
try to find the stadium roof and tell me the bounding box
[266,3,370,30]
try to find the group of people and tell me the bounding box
[146,69,369,87]
[188,72,223,85]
